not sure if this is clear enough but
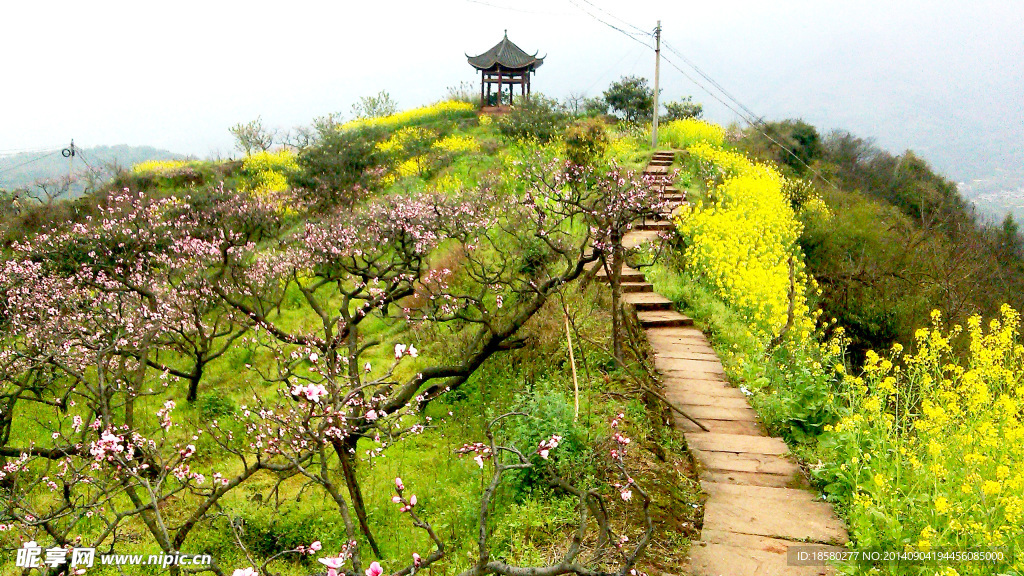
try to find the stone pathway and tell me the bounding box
[601,150,849,576]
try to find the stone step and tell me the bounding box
[664,378,745,398]
[595,268,645,283]
[620,282,653,293]
[692,449,803,479]
[636,221,674,231]
[678,404,760,423]
[686,433,789,455]
[622,291,675,311]
[667,390,752,409]
[699,482,849,545]
[655,352,729,368]
[678,416,764,436]
[648,160,673,166]
[622,230,661,249]
[644,165,669,175]
[654,357,727,377]
[653,347,720,360]
[688,529,838,576]
[637,310,694,328]
[701,469,810,489]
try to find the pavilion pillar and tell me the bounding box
[480,71,485,107]
[496,65,503,107]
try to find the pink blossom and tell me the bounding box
[412,552,422,566]
[536,434,562,460]
[395,477,404,491]
[394,343,407,358]
[319,556,347,576]
[232,568,257,576]
[620,489,632,501]
[365,561,384,576]
[365,410,378,421]
[309,540,322,552]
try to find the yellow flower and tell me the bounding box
[982,480,1002,496]
[934,496,948,514]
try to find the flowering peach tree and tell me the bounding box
[0,152,665,574]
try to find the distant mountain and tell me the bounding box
[0,145,182,195]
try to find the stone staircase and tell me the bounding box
[599,150,849,576]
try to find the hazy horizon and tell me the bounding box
[3,1,1021,186]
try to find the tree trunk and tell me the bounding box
[610,229,624,363]
[186,363,204,403]
[334,438,382,559]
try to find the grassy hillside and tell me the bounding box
[0,100,700,576]
[3,95,1022,576]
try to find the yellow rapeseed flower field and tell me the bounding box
[341,100,476,131]
[821,305,1024,574]
[675,142,814,346]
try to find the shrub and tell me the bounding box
[496,96,570,144]
[662,97,703,121]
[505,390,588,491]
[350,90,399,119]
[564,118,609,169]
[198,393,236,420]
[238,505,348,560]
[292,125,387,209]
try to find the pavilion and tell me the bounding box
[467,32,544,108]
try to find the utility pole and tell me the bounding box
[63,139,76,182]
[651,20,662,148]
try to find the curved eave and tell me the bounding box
[467,55,545,71]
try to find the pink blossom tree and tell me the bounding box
[0,151,667,573]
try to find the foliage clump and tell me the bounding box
[496,96,570,144]
[563,118,609,168]
[603,76,654,123]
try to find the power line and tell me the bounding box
[583,42,645,95]
[577,0,650,36]
[659,52,839,189]
[565,0,653,49]
[0,150,61,177]
[0,145,63,157]
[662,41,764,126]
[562,0,839,188]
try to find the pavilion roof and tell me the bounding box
[467,32,544,71]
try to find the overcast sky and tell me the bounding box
[3,1,1021,181]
